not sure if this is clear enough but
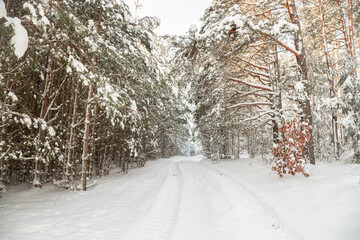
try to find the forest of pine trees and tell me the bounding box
[179,0,360,169]
[1,0,360,191]
[0,0,190,191]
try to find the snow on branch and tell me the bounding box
[242,110,274,122]
[243,118,274,131]
[5,18,29,58]
[244,68,270,79]
[259,31,300,57]
[226,102,272,110]
[234,57,269,71]
[229,77,273,91]
[1,0,29,58]
[233,89,266,98]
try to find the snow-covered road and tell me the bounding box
[172,158,290,240]
[1,156,359,240]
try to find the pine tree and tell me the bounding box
[0,0,190,191]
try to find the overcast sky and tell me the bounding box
[122,0,212,35]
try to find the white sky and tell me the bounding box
[122,0,212,35]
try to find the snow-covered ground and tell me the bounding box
[212,158,360,240]
[1,156,359,240]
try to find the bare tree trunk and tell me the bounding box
[6,0,13,13]
[65,80,79,189]
[271,45,282,145]
[102,144,108,175]
[33,57,53,188]
[120,125,127,172]
[0,156,7,192]
[347,0,360,77]
[286,0,315,164]
[347,0,355,56]
[336,0,355,58]
[124,123,130,173]
[81,84,94,191]
[108,125,116,173]
[102,127,113,176]
[334,41,344,146]
[0,79,11,192]
[336,0,351,55]
[81,9,102,191]
[237,129,240,159]
[318,0,340,157]
[89,102,98,179]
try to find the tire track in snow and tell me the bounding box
[173,162,250,240]
[193,161,292,240]
[202,161,303,240]
[124,161,182,240]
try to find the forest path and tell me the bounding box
[172,158,290,240]
[0,156,293,240]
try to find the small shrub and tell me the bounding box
[272,119,311,178]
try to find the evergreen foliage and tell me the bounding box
[0,0,189,191]
[176,0,360,174]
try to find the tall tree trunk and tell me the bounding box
[347,0,360,77]
[237,129,241,159]
[271,45,282,145]
[33,57,53,188]
[121,124,128,173]
[0,153,7,192]
[6,0,13,13]
[334,41,344,146]
[81,84,94,191]
[89,102,98,179]
[347,0,355,56]
[65,80,79,189]
[336,0,354,57]
[81,9,102,191]
[0,79,11,192]
[286,0,315,164]
[336,0,351,55]
[108,125,117,172]
[318,0,340,157]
